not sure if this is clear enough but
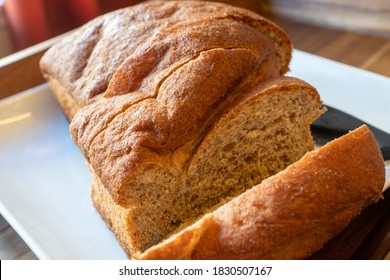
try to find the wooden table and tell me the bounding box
[0,10,389,260]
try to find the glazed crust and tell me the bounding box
[136,126,385,259]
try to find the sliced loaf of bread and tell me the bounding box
[37,1,383,259]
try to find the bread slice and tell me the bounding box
[135,125,385,259]
[81,76,323,256]
[39,0,292,120]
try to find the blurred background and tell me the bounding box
[0,0,142,57]
[0,0,389,58]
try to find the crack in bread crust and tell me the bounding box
[85,46,259,155]
[40,1,292,108]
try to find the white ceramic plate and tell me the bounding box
[1,50,390,259]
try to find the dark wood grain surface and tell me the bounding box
[0,4,389,260]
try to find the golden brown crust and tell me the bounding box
[40,0,292,109]
[136,126,385,259]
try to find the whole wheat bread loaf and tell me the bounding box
[39,1,384,259]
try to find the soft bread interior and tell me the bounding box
[91,77,323,256]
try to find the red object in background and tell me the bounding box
[3,0,141,51]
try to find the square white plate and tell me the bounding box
[1,50,390,259]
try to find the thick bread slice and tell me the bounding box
[87,76,323,256]
[135,125,385,259]
[39,0,292,117]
